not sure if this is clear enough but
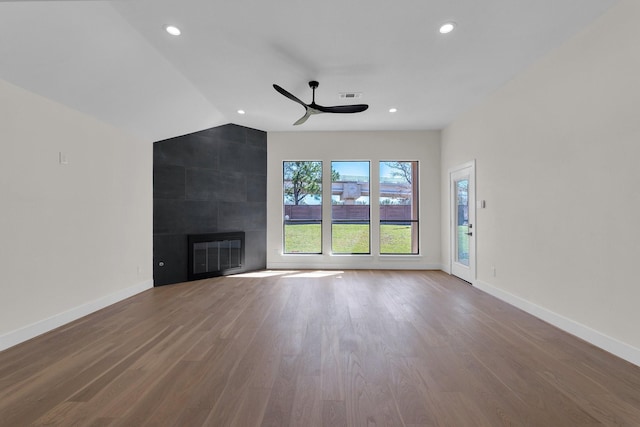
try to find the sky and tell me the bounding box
[332,161,369,179]
[284,161,412,205]
[332,161,400,180]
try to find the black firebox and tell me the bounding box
[187,232,245,281]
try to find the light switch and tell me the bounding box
[59,151,69,165]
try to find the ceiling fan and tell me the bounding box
[273,80,369,125]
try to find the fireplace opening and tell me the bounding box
[188,232,245,281]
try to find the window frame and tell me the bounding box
[281,159,421,257]
[330,160,371,255]
[379,160,420,255]
[282,160,323,254]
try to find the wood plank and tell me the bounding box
[1,270,639,426]
[260,355,301,427]
[289,375,322,427]
[322,400,347,427]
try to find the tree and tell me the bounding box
[284,161,322,205]
[456,179,468,205]
[283,162,342,205]
[331,168,341,182]
[384,161,412,184]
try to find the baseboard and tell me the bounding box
[266,261,443,270]
[0,279,154,352]
[474,279,640,368]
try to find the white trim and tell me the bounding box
[267,260,442,270]
[0,280,153,352]
[447,159,476,174]
[475,279,640,368]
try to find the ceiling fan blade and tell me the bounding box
[314,104,369,114]
[273,84,307,107]
[276,81,369,125]
[293,109,313,125]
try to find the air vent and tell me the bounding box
[338,92,362,100]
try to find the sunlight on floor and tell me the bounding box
[282,270,344,278]
[231,270,344,279]
[230,270,298,278]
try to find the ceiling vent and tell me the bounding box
[338,92,362,100]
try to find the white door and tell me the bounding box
[450,161,475,283]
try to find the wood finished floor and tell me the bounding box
[1,270,640,426]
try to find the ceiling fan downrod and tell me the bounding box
[309,80,319,104]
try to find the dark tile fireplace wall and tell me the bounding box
[153,123,267,286]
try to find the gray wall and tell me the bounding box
[153,123,266,286]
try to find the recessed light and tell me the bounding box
[439,22,456,34]
[389,108,397,113]
[237,109,246,115]
[165,25,181,36]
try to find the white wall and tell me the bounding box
[0,79,153,350]
[441,0,640,364]
[267,131,441,270]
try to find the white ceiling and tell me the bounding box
[0,0,619,141]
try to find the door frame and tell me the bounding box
[449,160,476,283]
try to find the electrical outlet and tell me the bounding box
[492,266,496,277]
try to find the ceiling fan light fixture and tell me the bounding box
[237,109,246,115]
[165,25,181,36]
[439,22,456,34]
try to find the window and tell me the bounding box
[331,161,370,254]
[380,161,419,254]
[283,161,322,253]
[282,160,419,256]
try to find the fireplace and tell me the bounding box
[187,232,245,281]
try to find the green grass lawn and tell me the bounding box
[284,223,415,254]
[457,225,470,263]
[380,224,415,254]
[284,224,322,253]
[331,224,370,253]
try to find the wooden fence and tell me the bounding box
[284,205,413,221]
